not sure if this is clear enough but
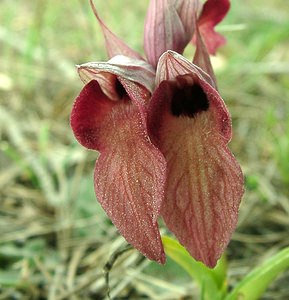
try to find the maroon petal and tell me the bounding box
[71,79,166,263]
[193,0,230,55]
[144,0,198,68]
[70,80,114,150]
[149,52,244,267]
[89,0,143,60]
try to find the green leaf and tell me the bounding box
[225,247,289,300]
[0,270,21,286]
[162,236,227,300]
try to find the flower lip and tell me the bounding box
[147,51,243,268]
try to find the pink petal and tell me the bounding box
[94,139,166,263]
[71,79,166,263]
[175,0,201,37]
[149,53,244,267]
[89,0,143,60]
[77,55,156,95]
[144,0,198,68]
[193,0,230,55]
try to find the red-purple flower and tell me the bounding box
[70,0,244,267]
[148,50,243,267]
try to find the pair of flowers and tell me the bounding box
[70,0,244,268]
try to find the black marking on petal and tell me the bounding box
[171,84,209,118]
[116,79,127,99]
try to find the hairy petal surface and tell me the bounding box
[71,79,166,263]
[144,0,198,68]
[149,52,244,267]
[89,0,143,60]
[194,0,231,55]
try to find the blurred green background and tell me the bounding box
[0,0,289,299]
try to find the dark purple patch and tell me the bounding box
[116,79,127,99]
[171,84,209,118]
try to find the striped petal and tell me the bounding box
[77,55,156,95]
[149,51,244,267]
[70,79,166,263]
[144,0,199,68]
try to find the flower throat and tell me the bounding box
[171,84,209,118]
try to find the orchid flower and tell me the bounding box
[70,0,243,268]
[148,50,244,267]
[70,31,167,264]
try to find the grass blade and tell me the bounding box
[225,247,289,300]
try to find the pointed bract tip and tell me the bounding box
[158,50,176,64]
[89,0,143,59]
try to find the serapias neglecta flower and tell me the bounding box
[70,0,244,268]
